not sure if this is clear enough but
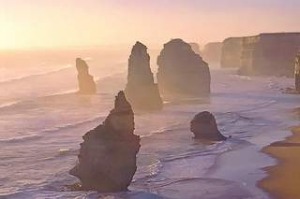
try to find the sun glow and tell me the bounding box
[0,21,21,49]
[0,0,299,50]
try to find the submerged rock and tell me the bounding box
[76,58,96,94]
[239,33,300,77]
[157,39,211,98]
[125,42,163,110]
[295,53,300,92]
[220,37,243,68]
[70,91,140,192]
[190,111,227,141]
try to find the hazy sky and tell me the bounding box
[1,0,300,49]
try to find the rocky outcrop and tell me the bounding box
[295,53,300,92]
[189,42,201,55]
[190,111,227,141]
[124,42,163,110]
[220,37,243,68]
[70,91,140,192]
[157,39,211,98]
[202,42,223,65]
[239,33,300,77]
[76,58,96,94]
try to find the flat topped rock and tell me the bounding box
[190,111,227,141]
[221,37,244,68]
[70,91,140,192]
[239,33,300,77]
[202,42,223,65]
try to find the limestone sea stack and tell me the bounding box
[220,37,243,68]
[157,39,211,98]
[76,58,96,94]
[239,33,300,77]
[190,111,227,141]
[70,91,140,192]
[124,42,163,110]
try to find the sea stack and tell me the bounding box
[125,42,163,110]
[70,91,140,192]
[157,39,211,98]
[190,111,227,141]
[295,53,300,92]
[76,58,96,94]
[239,33,300,77]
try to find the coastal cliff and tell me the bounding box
[220,37,243,68]
[239,33,300,77]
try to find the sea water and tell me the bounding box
[0,49,300,199]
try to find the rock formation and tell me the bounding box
[239,33,300,77]
[157,39,211,98]
[220,37,243,68]
[202,42,223,66]
[76,58,96,94]
[190,111,227,141]
[70,91,140,192]
[124,42,163,110]
[189,42,201,55]
[295,53,300,92]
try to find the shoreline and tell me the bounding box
[259,126,300,199]
[208,140,273,199]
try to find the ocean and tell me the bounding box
[0,48,299,199]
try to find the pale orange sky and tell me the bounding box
[0,0,299,49]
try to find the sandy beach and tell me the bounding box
[260,126,300,199]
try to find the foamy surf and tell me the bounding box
[0,133,41,144]
[0,64,73,85]
[1,68,300,199]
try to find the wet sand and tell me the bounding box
[259,126,300,199]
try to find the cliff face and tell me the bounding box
[124,42,163,110]
[238,36,260,76]
[220,37,243,68]
[295,54,300,92]
[157,39,211,98]
[202,42,223,65]
[70,91,140,192]
[239,33,300,77]
[76,58,96,94]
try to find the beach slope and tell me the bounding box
[260,127,300,199]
